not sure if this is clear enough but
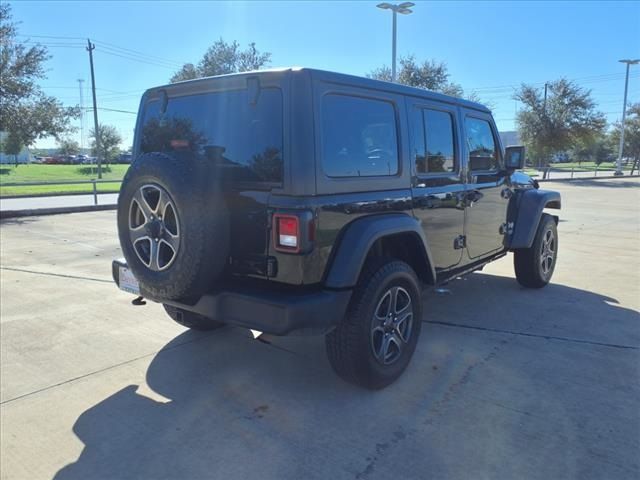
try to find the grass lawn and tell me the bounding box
[0,164,129,197]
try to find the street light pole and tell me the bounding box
[377,2,415,83]
[392,9,397,82]
[616,59,639,176]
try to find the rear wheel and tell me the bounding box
[163,304,224,331]
[514,213,558,288]
[325,259,423,390]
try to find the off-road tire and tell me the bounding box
[117,152,229,300]
[163,304,224,331]
[514,213,558,288]
[325,258,423,390]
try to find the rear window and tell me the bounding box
[321,94,398,177]
[139,88,283,185]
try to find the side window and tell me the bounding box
[414,109,456,174]
[465,117,499,171]
[322,94,398,177]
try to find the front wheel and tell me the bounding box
[514,213,558,288]
[325,259,423,390]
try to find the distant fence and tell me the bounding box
[528,163,639,181]
[0,179,123,205]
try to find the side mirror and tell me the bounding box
[505,145,525,170]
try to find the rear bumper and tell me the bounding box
[112,259,351,335]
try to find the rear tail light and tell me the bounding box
[274,214,300,252]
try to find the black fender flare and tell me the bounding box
[324,213,436,289]
[509,189,561,249]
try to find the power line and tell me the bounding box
[92,40,184,67]
[19,33,185,68]
[468,72,639,93]
[17,34,86,40]
[84,107,137,114]
[95,47,178,70]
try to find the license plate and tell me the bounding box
[119,267,140,295]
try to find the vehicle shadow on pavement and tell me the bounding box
[54,273,640,480]
[0,216,42,226]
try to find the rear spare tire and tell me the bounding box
[117,152,229,300]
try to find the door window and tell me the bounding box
[322,94,398,177]
[465,117,500,171]
[413,108,456,174]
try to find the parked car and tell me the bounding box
[112,68,561,389]
[118,153,133,164]
[43,156,63,164]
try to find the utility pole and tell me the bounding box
[541,82,549,170]
[376,2,414,83]
[77,79,85,152]
[615,59,640,176]
[87,39,102,179]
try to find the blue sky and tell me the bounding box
[10,0,640,149]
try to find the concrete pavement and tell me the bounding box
[1,177,639,479]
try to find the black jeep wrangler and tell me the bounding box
[113,68,561,389]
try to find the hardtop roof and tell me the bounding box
[149,67,491,113]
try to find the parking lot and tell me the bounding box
[1,178,638,480]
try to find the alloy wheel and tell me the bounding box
[128,184,180,271]
[540,229,555,276]
[370,286,414,365]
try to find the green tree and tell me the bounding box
[514,79,606,167]
[90,124,122,163]
[57,137,79,156]
[610,103,640,168]
[572,135,613,165]
[368,55,464,97]
[0,4,79,146]
[170,39,271,83]
[1,131,23,165]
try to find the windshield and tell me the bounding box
[139,88,283,185]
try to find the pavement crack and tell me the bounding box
[0,266,112,284]
[355,427,410,479]
[425,320,639,350]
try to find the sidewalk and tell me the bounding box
[0,193,118,215]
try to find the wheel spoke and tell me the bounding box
[394,312,413,342]
[374,290,392,322]
[388,334,402,360]
[133,189,154,219]
[390,287,399,315]
[130,226,148,243]
[162,232,179,252]
[148,239,160,271]
[380,334,393,362]
[156,189,170,216]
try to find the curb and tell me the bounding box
[0,204,117,219]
